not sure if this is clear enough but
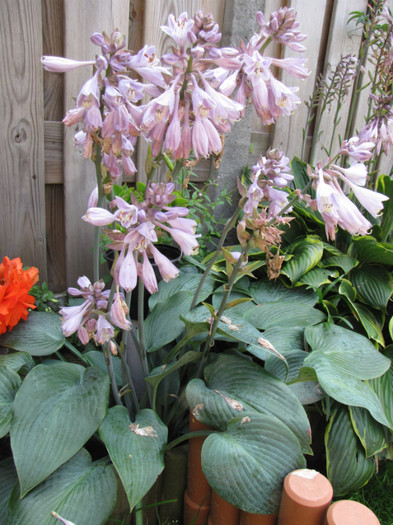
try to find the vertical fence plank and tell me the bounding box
[63,0,130,286]
[42,0,67,292]
[0,0,47,279]
[309,0,368,164]
[270,0,331,162]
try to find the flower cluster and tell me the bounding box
[244,148,294,218]
[311,154,388,240]
[0,257,39,335]
[84,182,198,294]
[59,276,126,347]
[42,7,309,181]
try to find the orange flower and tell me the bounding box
[0,257,39,335]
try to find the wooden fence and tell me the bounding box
[1,0,392,292]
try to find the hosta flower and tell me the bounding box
[0,257,39,335]
[59,277,116,344]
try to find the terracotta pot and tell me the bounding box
[277,469,333,525]
[183,413,213,525]
[208,490,240,525]
[323,500,380,525]
[240,511,277,524]
[184,489,211,525]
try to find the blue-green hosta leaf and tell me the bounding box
[249,279,318,305]
[321,255,358,274]
[0,351,34,373]
[186,354,311,453]
[0,458,18,524]
[281,236,324,282]
[0,311,65,356]
[350,265,393,310]
[326,408,376,496]
[181,305,284,361]
[0,367,21,438]
[349,236,393,265]
[349,406,388,457]
[264,349,308,382]
[99,407,167,511]
[299,268,337,288]
[84,350,122,385]
[148,272,215,310]
[202,414,306,514]
[5,449,117,525]
[304,324,391,427]
[11,363,110,496]
[369,347,393,429]
[261,327,305,353]
[244,303,325,330]
[145,291,195,352]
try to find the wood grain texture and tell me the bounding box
[0,0,47,280]
[63,0,130,286]
[44,121,64,184]
[309,0,368,164]
[270,0,330,161]
[45,185,67,291]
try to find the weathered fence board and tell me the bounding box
[0,0,47,280]
[63,0,130,286]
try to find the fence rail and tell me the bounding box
[1,0,392,291]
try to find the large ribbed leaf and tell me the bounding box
[304,324,391,427]
[281,237,324,282]
[350,265,393,310]
[148,272,215,310]
[349,406,387,457]
[145,291,194,351]
[0,367,21,438]
[11,363,109,496]
[320,254,358,274]
[264,349,307,382]
[186,354,311,453]
[99,407,167,511]
[369,347,393,429]
[244,303,325,330]
[5,449,117,525]
[0,312,65,356]
[299,268,337,288]
[202,414,306,513]
[0,352,34,373]
[249,279,318,305]
[349,236,393,265]
[326,408,376,496]
[0,459,18,524]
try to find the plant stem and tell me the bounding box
[135,501,143,525]
[166,429,214,451]
[93,144,104,283]
[190,197,246,310]
[104,342,123,406]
